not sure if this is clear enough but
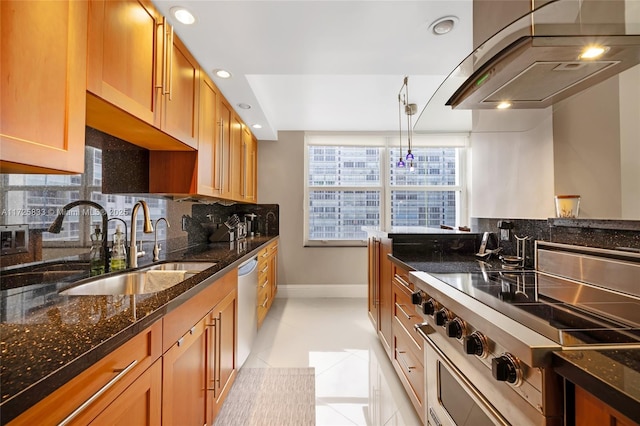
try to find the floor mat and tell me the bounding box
[214,367,316,426]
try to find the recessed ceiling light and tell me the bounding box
[237,103,252,110]
[214,69,232,79]
[170,7,196,25]
[497,101,512,109]
[579,45,608,60]
[252,124,262,129]
[429,16,458,36]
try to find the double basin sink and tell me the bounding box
[59,262,216,296]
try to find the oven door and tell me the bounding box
[417,325,509,426]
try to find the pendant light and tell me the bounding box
[396,92,405,168]
[397,76,417,169]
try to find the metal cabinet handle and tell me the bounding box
[167,24,174,100]
[58,360,138,426]
[260,278,269,289]
[395,303,414,320]
[218,119,225,192]
[260,266,269,274]
[241,141,247,197]
[206,319,217,390]
[395,349,416,373]
[260,296,269,308]
[395,274,411,289]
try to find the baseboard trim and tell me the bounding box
[276,284,367,298]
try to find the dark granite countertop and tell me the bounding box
[0,235,278,424]
[392,253,505,274]
[554,349,640,423]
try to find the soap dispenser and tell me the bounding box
[90,225,105,276]
[110,224,127,271]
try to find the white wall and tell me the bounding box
[470,110,555,219]
[552,76,623,219]
[619,65,640,219]
[257,131,367,292]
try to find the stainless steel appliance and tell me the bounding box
[410,242,640,426]
[237,256,258,367]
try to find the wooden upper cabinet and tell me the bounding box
[218,99,233,199]
[242,126,258,203]
[230,113,244,201]
[159,32,199,149]
[86,0,159,125]
[85,0,193,151]
[195,74,222,197]
[0,0,87,174]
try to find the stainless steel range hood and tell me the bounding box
[416,0,640,128]
[448,33,640,109]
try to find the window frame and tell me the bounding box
[304,133,469,247]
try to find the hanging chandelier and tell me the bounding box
[397,76,417,170]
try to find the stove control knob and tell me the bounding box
[434,308,451,326]
[411,291,425,305]
[491,353,523,386]
[445,318,466,340]
[423,299,437,316]
[463,332,488,357]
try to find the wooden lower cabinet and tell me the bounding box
[575,385,638,426]
[8,321,162,425]
[161,269,238,426]
[391,263,425,424]
[367,236,393,356]
[90,360,162,426]
[257,239,278,329]
[162,317,208,426]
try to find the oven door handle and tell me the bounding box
[414,323,511,426]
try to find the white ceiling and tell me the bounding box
[152,0,474,140]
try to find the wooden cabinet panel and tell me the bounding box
[241,126,258,202]
[208,289,237,421]
[159,34,199,149]
[148,72,218,196]
[393,320,425,420]
[218,100,234,199]
[575,385,638,426]
[393,281,423,359]
[257,240,277,329]
[230,114,244,201]
[8,321,162,426]
[89,360,162,426]
[368,237,380,330]
[0,0,87,173]
[87,0,159,124]
[85,0,193,151]
[162,317,207,426]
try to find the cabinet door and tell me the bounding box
[218,100,233,198]
[87,0,159,125]
[230,114,244,200]
[89,360,162,426]
[0,0,87,174]
[208,289,238,423]
[269,243,278,299]
[197,74,222,197]
[241,126,257,202]
[160,32,199,149]
[367,237,380,329]
[162,318,207,426]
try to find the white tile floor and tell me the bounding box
[243,297,423,426]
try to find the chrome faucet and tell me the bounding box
[48,200,110,273]
[153,217,170,262]
[265,211,276,236]
[129,200,154,268]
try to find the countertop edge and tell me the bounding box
[553,349,640,423]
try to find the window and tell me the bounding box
[304,134,467,246]
[0,146,168,247]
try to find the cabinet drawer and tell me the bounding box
[393,323,425,409]
[10,321,162,425]
[257,285,271,328]
[392,263,414,292]
[393,285,423,354]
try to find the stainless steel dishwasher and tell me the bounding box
[237,256,258,367]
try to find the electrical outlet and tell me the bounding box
[500,229,510,241]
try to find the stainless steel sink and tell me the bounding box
[59,262,216,296]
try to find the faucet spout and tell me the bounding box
[153,217,170,262]
[48,200,110,273]
[129,200,154,268]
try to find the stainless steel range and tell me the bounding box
[409,241,640,426]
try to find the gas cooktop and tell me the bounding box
[428,268,640,348]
